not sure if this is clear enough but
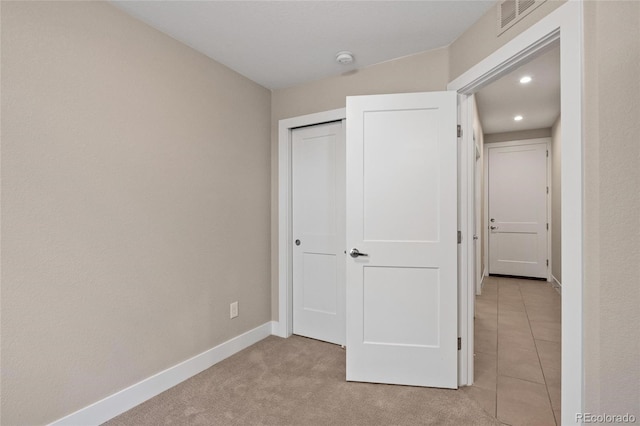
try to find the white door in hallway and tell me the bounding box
[345,92,458,388]
[292,121,346,345]
[487,140,549,279]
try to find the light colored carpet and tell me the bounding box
[105,335,500,425]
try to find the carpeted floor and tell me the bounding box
[105,335,501,425]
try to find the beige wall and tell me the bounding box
[550,115,561,283]
[449,0,566,80]
[582,1,640,416]
[270,48,450,318]
[484,128,552,144]
[1,2,271,424]
[272,48,449,121]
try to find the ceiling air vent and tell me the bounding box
[518,0,536,15]
[498,0,547,35]
[499,0,517,30]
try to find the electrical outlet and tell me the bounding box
[230,301,239,319]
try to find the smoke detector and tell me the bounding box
[335,51,354,65]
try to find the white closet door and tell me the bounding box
[292,121,345,345]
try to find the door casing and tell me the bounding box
[276,108,346,340]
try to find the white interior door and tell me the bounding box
[292,121,346,345]
[487,140,549,279]
[345,92,458,388]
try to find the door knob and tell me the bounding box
[349,248,369,258]
[490,218,495,222]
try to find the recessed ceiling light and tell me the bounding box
[336,51,354,65]
[514,115,524,121]
[520,76,532,84]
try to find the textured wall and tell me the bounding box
[582,1,640,416]
[270,48,450,319]
[1,2,271,424]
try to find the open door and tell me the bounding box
[345,92,458,389]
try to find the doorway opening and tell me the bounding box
[467,43,562,424]
[448,2,582,424]
[276,108,346,340]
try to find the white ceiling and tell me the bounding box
[476,45,560,134]
[112,1,494,90]
[112,1,558,135]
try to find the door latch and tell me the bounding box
[349,248,368,258]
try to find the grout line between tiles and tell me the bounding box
[533,337,561,343]
[497,373,547,386]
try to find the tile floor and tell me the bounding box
[462,276,561,426]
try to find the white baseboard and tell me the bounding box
[49,321,275,426]
[551,275,562,294]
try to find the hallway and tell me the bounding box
[463,276,561,425]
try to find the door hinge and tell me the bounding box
[546,223,549,231]
[546,259,549,267]
[458,337,462,350]
[547,186,549,194]
[546,149,549,157]
[457,231,462,244]
[457,125,462,138]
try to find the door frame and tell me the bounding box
[483,138,552,281]
[276,108,346,339]
[448,1,583,423]
[474,124,483,295]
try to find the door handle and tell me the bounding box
[349,248,369,258]
[490,226,497,230]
